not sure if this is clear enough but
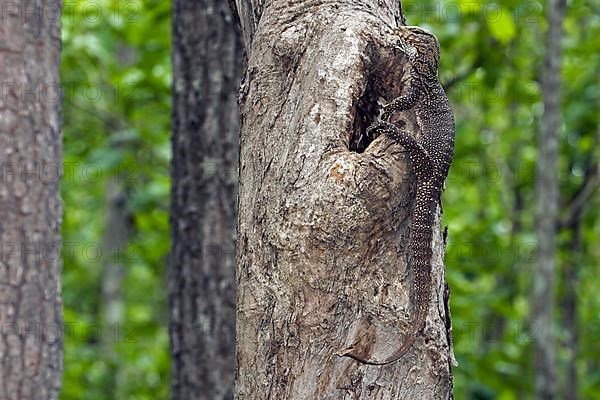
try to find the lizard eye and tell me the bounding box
[407,46,417,59]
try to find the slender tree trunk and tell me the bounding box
[562,218,580,400]
[234,1,454,398]
[560,154,598,399]
[533,0,565,398]
[0,1,64,398]
[101,181,130,332]
[169,0,242,398]
[100,179,131,394]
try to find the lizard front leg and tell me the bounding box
[380,75,422,121]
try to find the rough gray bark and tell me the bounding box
[169,0,242,399]
[235,1,454,398]
[533,0,565,398]
[0,1,64,399]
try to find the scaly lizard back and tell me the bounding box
[341,26,455,365]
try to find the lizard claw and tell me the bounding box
[381,103,396,121]
[366,121,385,140]
[335,346,356,357]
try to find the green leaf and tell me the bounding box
[487,7,516,44]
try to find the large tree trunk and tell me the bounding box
[0,1,64,398]
[169,0,242,398]
[234,1,454,398]
[533,0,565,398]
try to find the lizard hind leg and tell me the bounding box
[369,121,434,180]
[380,84,422,121]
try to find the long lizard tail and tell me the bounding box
[341,180,435,365]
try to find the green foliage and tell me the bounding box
[61,0,171,398]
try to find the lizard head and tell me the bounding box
[395,26,440,76]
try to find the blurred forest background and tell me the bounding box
[59,0,598,399]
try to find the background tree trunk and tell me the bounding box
[0,0,64,398]
[234,1,454,398]
[169,0,242,399]
[100,179,131,390]
[534,0,565,398]
[560,155,598,399]
[562,217,580,400]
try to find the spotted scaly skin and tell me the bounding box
[344,26,455,365]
